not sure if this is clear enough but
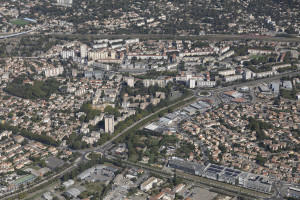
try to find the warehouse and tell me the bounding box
[167,158,206,175]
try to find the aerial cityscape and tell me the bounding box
[0,0,299,200]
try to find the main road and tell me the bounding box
[80,94,198,156]
[2,26,299,43]
[0,21,48,39]
[2,156,82,200]
[47,33,300,42]
[207,69,300,94]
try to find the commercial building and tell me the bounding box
[140,177,158,191]
[258,85,270,93]
[282,81,293,90]
[239,172,273,193]
[13,175,36,186]
[271,82,280,93]
[223,91,242,98]
[65,187,81,197]
[45,157,64,169]
[202,164,241,185]
[144,123,160,131]
[167,158,206,176]
[166,159,273,193]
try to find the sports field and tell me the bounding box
[9,19,29,26]
[250,55,265,59]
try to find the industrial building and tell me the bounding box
[167,158,206,176]
[167,159,273,193]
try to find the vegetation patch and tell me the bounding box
[4,76,60,100]
[9,19,29,26]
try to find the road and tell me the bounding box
[208,69,300,94]
[79,94,197,156]
[82,70,300,199]
[47,33,300,42]
[121,160,271,199]
[0,21,48,39]
[1,26,299,42]
[1,92,197,199]
[2,156,82,200]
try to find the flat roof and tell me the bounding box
[165,113,178,120]
[259,85,270,92]
[13,175,35,185]
[168,158,206,172]
[145,123,159,131]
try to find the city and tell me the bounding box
[0,0,299,200]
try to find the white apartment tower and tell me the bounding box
[189,79,196,88]
[80,44,88,59]
[105,115,114,134]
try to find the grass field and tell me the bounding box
[9,19,29,26]
[250,55,265,59]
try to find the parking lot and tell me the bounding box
[180,186,217,200]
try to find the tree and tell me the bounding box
[178,61,186,71]
[17,111,25,117]
[173,173,183,186]
[40,160,46,168]
[256,154,266,165]
[72,141,82,149]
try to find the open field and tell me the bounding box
[9,19,29,26]
[250,55,266,59]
